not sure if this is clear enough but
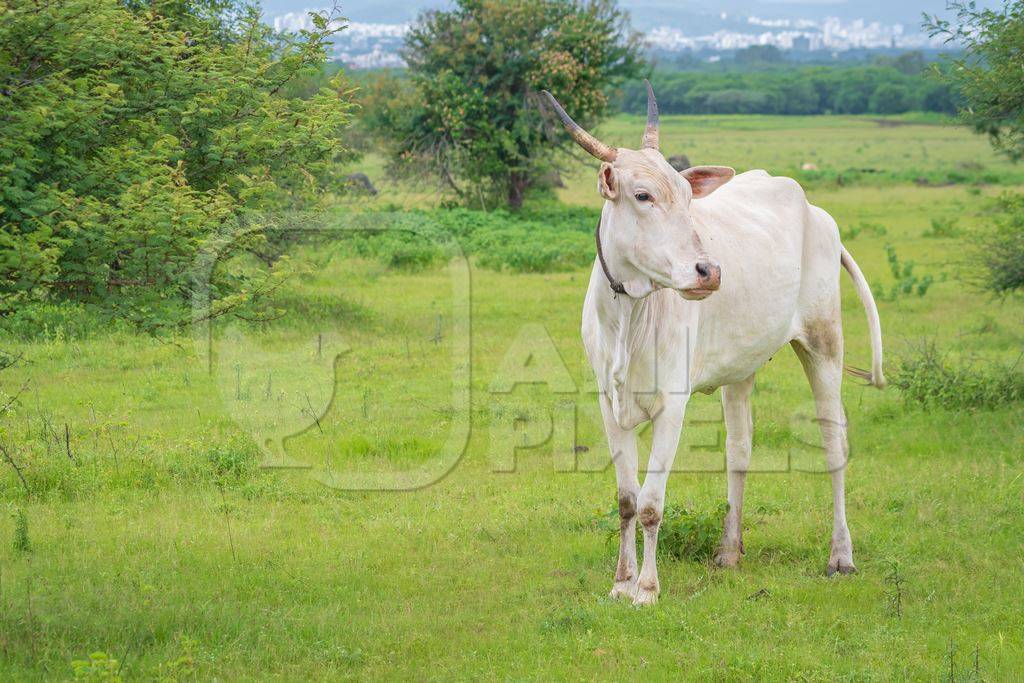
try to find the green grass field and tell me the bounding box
[2,115,1023,680]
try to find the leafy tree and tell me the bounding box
[978,193,1024,294]
[778,78,820,115]
[833,84,870,115]
[927,0,1024,295]
[926,0,1024,160]
[0,0,355,327]
[832,69,889,114]
[376,0,644,209]
[869,83,913,114]
[920,80,960,115]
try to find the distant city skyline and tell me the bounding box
[257,1,994,27]
[258,1,985,69]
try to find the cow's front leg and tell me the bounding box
[598,396,640,600]
[634,397,688,606]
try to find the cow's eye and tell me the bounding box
[635,191,651,202]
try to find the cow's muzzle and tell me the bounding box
[681,259,721,299]
[695,260,721,289]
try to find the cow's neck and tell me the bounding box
[595,284,660,427]
[592,271,702,428]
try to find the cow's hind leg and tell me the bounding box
[792,322,857,576]
[598,396,641,600]
[715,373,755,568]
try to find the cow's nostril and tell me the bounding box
[696,262,710,278]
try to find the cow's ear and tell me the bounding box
[681,166,734,198]
[598,162,618,200]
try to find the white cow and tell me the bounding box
[542,82,885,606]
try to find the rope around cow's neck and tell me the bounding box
[595,217,627,296]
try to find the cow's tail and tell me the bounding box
[840,246,886,389]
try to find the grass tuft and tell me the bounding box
[70,652,121,682]
[12,507,30,553]
[594,503,725,563]
[923,216,963,238]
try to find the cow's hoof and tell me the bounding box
[631,584,659,606]
[826,559,857,576]
[609,580,637,601]
[713,547,742,569]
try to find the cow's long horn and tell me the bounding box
[541,90,617,162]
[641,79,659,150]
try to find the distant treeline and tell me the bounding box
[616,60,959,116]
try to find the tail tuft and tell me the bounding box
[844,364,878,386]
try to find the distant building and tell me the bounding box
[792,35,811,52]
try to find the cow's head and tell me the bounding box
[542,81,733,300]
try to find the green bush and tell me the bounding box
[0,301,122,340]
[892,342,1024,410]
[923,216,963,238]
[473,227,592,273]
[327,207,598,274]
[327,213,448,270]
[978,193,1024,295]
[658,503,727,562]
[347,230,445,270]
[206,442,259,481]
[0,0,355,328]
